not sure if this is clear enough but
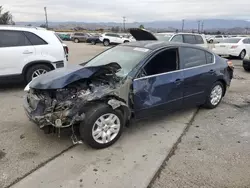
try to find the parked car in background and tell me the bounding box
[99,33,132,46]
[23,40,233,149]
[57,33,71,41]
[130,28,209,49]
[71,32,91,43]
[0,26,68,83]
[209,35,228,43]
[86,34,101,45]
[212,37,250,59]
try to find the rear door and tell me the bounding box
[0,30,35,76]
[179,47,217,107]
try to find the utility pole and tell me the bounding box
[197,20,200,33]
[182,19,185,32]
[44,7,48,29]
[123,16,126,32]
[201,21,204,33]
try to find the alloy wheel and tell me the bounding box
[210,85,223,106]
[92,113,121,144]
[31,69,47,79]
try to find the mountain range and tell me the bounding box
[16,19,250,31]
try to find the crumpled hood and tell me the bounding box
[29,62,121,90]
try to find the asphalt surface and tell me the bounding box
[151,60,250,188]
[0,41,248,188]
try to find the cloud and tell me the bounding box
[2,0,250,22]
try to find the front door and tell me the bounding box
[132,48,184,119]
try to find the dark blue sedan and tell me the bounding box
[23,41,234,149]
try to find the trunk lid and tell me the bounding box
[129,28,157,41]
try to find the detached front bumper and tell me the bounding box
[23,94,49,127]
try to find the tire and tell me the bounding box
[25,64,52,83]
[239,50,246,60]
[74,38,79,43]
[79,103,124,149]
[243,66,250,71]
[91,40,96,45]
[124,40,129,43]
[103,40,110,46]
[209,39,213,43]
[204,81,224,109]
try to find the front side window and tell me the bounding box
[242,39,249,44]
[142,48,178,76]
[181,47,206,68]
[195,35,204,44]
[85,46,151,77]
[155,34,173,41]
[24,31,47,45]
[0,30,31,47]
[183,35,196,44]
[171,35,183,42]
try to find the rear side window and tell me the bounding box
[183,35,196,44]
[205,52,214,64]
[0,30,31,47]
[243,39,250,44]
[181,47,206,68]
[171,35,183,42]
[24,31,47,45]
[195,35,204,44]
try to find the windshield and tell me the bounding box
[155,34,173,41]
[222,38,241,43]
[84,46,151,77]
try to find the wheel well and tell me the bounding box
[124,40,129,43]
[103,39,110,42]
[22,62,54,77]
[217,79,227,96]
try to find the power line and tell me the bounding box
[44,7,48,29]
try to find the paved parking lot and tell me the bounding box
[0,41,249,188]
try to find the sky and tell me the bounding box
[1,0,250,22]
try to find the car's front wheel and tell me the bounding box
[243,66,250,71]
[79,104,124,149]
[204,81,224,109]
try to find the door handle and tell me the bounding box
[174,78,182,85]
[23,50,33,54]
[209,69,215,74]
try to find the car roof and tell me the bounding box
[120,40,207,50]
[155,32,204,36]
[0,25,47,32]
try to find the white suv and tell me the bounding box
[99,33,132,46]
[0,26,68,83]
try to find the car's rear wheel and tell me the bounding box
[239,50,246,60]
[74,38,79,43]
[103,40,110,46]
[91,40,96,45]
[25,64,52,83]
[204,81,224,109]
[79,103,124,149]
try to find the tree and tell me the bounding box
[0,6,14,25]
[139,24,144,29]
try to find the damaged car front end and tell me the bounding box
[24,45,151,148]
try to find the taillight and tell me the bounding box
[231,45,238,49]
[227,60,234,70]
